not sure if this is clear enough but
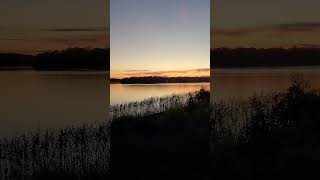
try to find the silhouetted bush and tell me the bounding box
[110,88,209,120]
[210,79,320,179]
[110,89,209,179]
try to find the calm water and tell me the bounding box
[211,66,320,100]
[2,67,320,136]
[110,83,210,105]
[0,71,109,137]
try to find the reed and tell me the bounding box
[210,79,320,179]
[0,89,209,179]
[110,89,209,120]
[0,122,110,180]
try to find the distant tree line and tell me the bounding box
[0,53,34,69]
[0,48,109,70]
[116,76,210,84]
[211,48,320,68]
[110,78,121,83]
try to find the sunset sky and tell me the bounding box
[0,0,109,54]
[211,0,320,49]
[111,0,210,78]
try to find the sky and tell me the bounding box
[111,0,210,78]
[0,0,109,54]
[211,0,320,48]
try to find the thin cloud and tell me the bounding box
[0,38,25,41]
[292,43,320,48]
[125,70,151,72]
[121,68,210,77]
[42,27,110,32]
[0,27,110,33]
[212,22,320,37]
[0,34,108,43]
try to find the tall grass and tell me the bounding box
[0,122,110,179]
[110,89,209,120]
[110,89,209,179]
[210,79,320,145]
[210,78,320,179]
[0,89,209,179]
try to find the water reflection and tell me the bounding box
[110,83,210,105]
[0,71,109,137]
[211,67,320,100]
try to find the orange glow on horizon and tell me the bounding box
[110,69,210,79]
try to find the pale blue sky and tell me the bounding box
[111,0,210,77]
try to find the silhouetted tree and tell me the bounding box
[0,48,110,71]
[119,76,210,84]
[211,48,320,68]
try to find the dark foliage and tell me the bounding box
[0,123,110,180]
[110,89,209,179]
[34,48,109,71]
[119,76,210,84]
[109,78,121,83]
[0,48,109,71]
[210,80,320,179]
[0,90,209,179]
[211,48,320,68]
[0,53,34,69]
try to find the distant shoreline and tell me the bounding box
[0,66,33,70]
[110,82,210,84]
[0,48,110,71]
[211,48,320,68]
[2,65,320,71]
[0,67,109,71]
[110,76,210,84]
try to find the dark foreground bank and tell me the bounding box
[3,81,319,179]
[110,89,210,179]
[0,90,209,180]
[210,79,320,179]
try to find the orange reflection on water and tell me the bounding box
[110,83,210,105]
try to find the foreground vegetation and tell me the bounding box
[0,122,110,180]
[3,79,319,179]
[0,89,209,179]
[110,89,209,179]
[110,92,191,119]
[210,79,320,179]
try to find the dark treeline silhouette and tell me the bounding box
[34,48,109,70]
[112,76,210,84]
[0,48,109,71]
[0,53,34,69]
[110,78,121,83]
[211,48,320,68]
